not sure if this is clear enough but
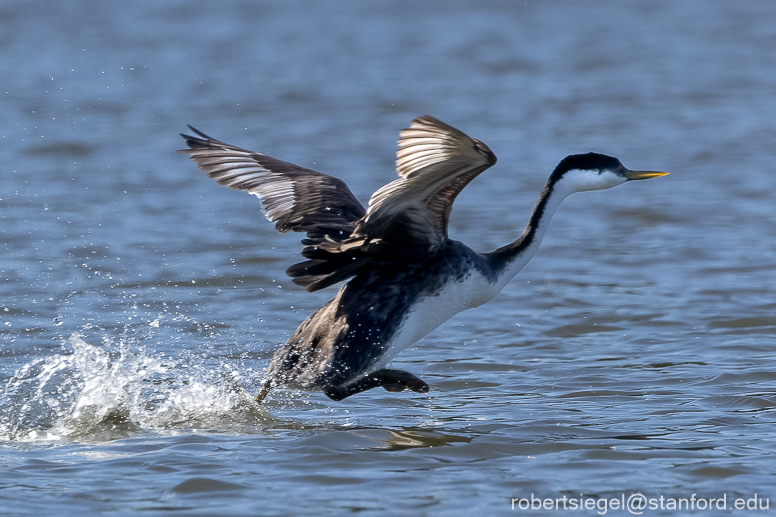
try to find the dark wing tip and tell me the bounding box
[473,138,497,166]
[177,132,195,153]
[184,125,212,140]
[178,125,231,154]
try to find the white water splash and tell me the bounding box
[0,334,271,441]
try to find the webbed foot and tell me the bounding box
[379,369,429,393]
[323,368,429,401]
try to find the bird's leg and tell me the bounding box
[322,368,429,401]
[254,378,273,403]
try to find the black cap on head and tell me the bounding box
[549,153,622,184]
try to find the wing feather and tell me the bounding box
[178,117,496,293]
[178,126,365,236]
[178,126,366,291]
[360,115,497,248]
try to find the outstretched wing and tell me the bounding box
[179,117,496,293]
[178,126,365,244]
[179,126,369,292]
[360,115,497,248]
[293,116,498,291]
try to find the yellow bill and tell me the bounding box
[624,169,670,181]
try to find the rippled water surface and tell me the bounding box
[2,1,776,515]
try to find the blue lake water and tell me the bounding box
[2,1,776,515]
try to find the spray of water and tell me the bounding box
[0,334,273,441]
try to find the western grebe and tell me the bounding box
[179,116,667,402]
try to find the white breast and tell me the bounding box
[369,269,499,371]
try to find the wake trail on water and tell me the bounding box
[0,334,274,442]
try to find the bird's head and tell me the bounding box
[549,152,668,193]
